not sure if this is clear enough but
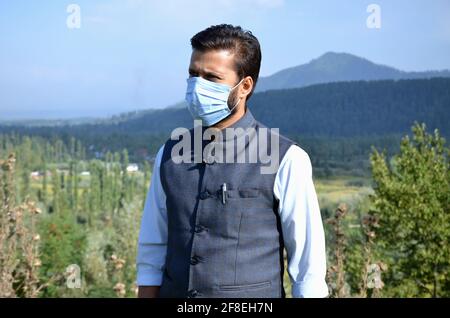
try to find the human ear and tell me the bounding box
[240,76,254,98]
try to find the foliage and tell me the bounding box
[0,135,150,297]
[0,154,49,297]
[369,122,449,297]
[1,120,449,298]
[2,78,450,176]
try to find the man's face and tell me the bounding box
[188,49,241,109]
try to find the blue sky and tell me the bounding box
[1,0,449,119]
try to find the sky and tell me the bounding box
[0,0,449,120]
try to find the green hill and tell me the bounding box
[1,78,448,174]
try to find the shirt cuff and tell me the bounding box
[291,279,329,298]
[136,264,164,286]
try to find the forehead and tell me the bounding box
[189,49,236,75]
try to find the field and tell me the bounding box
[1,126,448,297]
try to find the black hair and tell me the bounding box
[190,24,262,100]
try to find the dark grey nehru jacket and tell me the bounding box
[158,109,296,298]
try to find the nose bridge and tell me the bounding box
[193,76,232,93]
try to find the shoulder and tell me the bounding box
[163,127,194,149]
[273,144,313,200]
[285,144,310,162]
[279,144,313,177]
[255,120,297,149]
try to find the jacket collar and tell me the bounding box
[201,107,257,142]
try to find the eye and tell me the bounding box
[205,74,221,82]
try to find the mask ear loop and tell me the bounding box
[228,78,245,113]
[230,77,245,91]
[229,97,241,113]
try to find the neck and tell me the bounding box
[212,103,247,130]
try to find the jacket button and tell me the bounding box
[187,289,198,298]
[190,256,200,265]
[195,225,206,233]
[199,191,209,200]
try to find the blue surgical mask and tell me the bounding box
[185,76,244,126]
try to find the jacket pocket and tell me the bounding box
[227,188,260,199]
[218,280,271,291]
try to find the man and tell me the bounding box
[136,24,328,298]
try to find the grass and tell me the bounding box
[315,175,373,215]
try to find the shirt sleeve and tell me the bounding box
[136,144,168,286]
[273,144,329,298]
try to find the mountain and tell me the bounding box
[255,52,450,92]
[3,78,448,138]
[0,117,100,127]
[0,102,187,127]
[2,78,448,167]
[91,78,450,138]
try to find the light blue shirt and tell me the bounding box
[136,144,329,298]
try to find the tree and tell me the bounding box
[369,122,449,297]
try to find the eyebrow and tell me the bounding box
[189,67,224,78]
